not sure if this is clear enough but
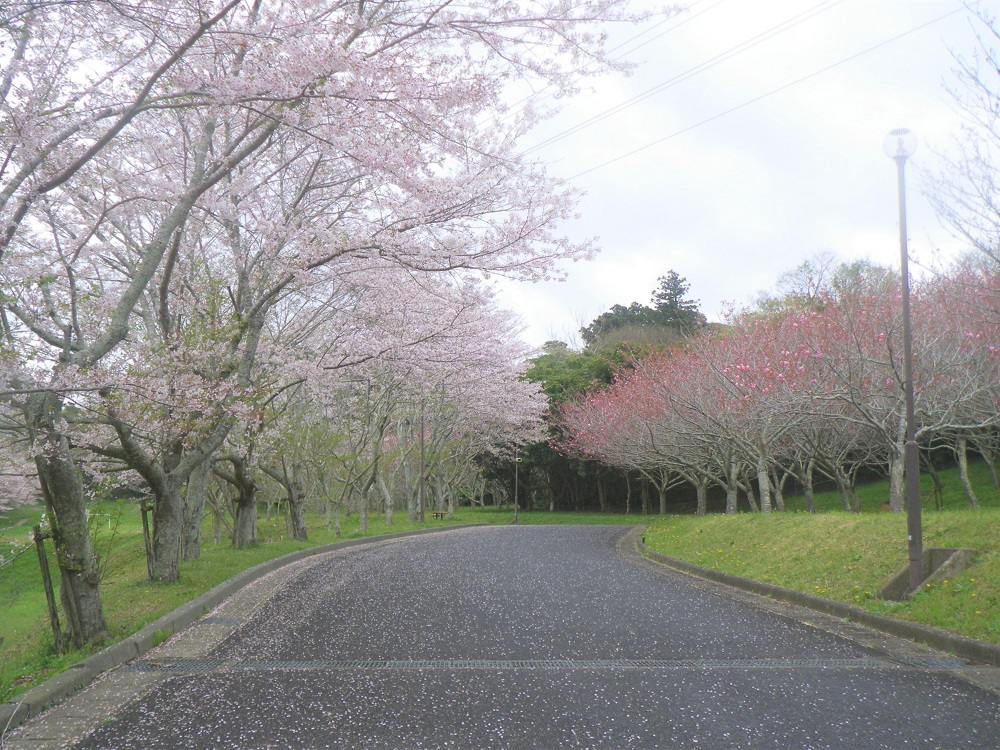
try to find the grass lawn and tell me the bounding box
[643,459,1000,643]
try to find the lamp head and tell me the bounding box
[883,128,917,160]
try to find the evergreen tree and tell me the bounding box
[580,270,705,347]
[650,270,706,331]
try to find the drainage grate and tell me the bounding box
[126,656,931,675]
[894,656,977,670]
[689,658,888,670]
[231,660,325,672]
[128,658,223,673]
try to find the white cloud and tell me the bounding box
[499,0,980,346]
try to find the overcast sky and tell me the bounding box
[495,0,990,348]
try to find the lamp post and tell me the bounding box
[418,394,425,524]
[883,127,923,593]
[513,447,520,524]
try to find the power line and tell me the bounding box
[606,0,734,59]
[566,7,966,180]
[491,0,733,130]
[523,0,847,155]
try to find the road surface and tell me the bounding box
[10,525,1000,749]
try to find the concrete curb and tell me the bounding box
[0,524,484,734]
[636,540,1000,668]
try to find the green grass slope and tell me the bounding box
[644,460,1000,643]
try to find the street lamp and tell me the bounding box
[513,448,521,524]
[418,394,425,524]
[883,127,923,593]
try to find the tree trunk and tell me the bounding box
[283,498,292,538]
[407,479,418,522]
[435,472,446,512]
[262,460,308,541]
[286,461,308,540]
[837,475,852,512]
[977,442,1000,489]
[150,480,185,580]
[359,462,376,533]
[956,434,980,508]
[832,465,857,512]
[725,462,739,515]
[695,479,707,516]
[596,475,608,512]
[519,468,532,512]
[212,499,223,545]
[182,455,212,561]
[756,453,771,514]
[888,414,906,511]
[888,447,905,512]
[743,480,760,513]
[103,410,234,581]
[640,476,650,515]
[288,480,308,540]
[363,417,388,529]
[27,393,107,647]
[771,468,787,513]
[571,469,582,511]
[34,450,107,647]
[360,483,370,531]
[213,454,259,548]
[923,455,944,510]
[378,472,393,526]
[798,458,816,514]
[232,492,258,547]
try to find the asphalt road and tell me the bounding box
[60,526,1000,748]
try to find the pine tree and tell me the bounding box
[650,271,706,331]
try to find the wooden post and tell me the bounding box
[140,503,154,581]
[33,525,65,655]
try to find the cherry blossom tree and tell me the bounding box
[559,256,999,517]
[1,0,652,640]
[916,265,1000,505]
[559,344,729,514]
[926,6,1000,265]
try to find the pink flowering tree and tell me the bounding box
[559,258,1000,515]
[915,265,1000,505]
[251,286,545,530]
[0,0,652,640]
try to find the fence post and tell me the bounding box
[140,503,153,581]
[32,525,65,655]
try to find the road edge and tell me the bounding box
[632,529,1000,668]
[0,524,485,735]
